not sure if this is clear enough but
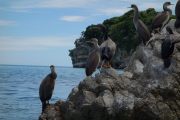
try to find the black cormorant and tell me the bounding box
[39,65,57,112]
[175,0,180,28]
[130,4,151,45]
[152,2,173,33]
[85,38,100,76]
[161,27,180,68]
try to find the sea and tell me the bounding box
[0,65,123,120]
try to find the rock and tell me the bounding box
[39,20,180,120]
[122,71,133,79]
[39,101,64,120]
[69,43,91,68]
[69,39,131,69]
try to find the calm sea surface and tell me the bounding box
[0,65,123,120]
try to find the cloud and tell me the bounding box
[99,8,129,16]
[0,20,15,26]
[0,36,75,51]
[9,0,96,9]
[60,16,86,22]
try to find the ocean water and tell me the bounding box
[0,65,86,120]
[0,65,123,120]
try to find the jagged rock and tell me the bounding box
[40,20,180,120]
[69,40,130,69]
[39,101,64,120]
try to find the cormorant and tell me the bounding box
[85,38,100,76]
[100,27,116,68]
[39,65,57,112]
[161,27,180,68]
[175,0,180,28]
[152,2,173,33]
[130,4,151,45]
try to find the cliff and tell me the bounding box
[39,20,180,120]
[69,8,158,69]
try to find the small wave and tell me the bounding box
[18,96,39,100]
[1,92,16,95]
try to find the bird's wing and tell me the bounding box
[39,76,50,101]
[85,49,100,76]
[100,40,107,50]
[45,78,55,100]
[152,12,168,29]
[137,20,151,44]
[108,39,116,58]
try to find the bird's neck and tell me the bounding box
[133,7,139,22]
[163,5,172,15]
[51,70,57,79]
[94,43,99,49]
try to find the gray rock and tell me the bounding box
[39,20,180,120]
[69,38,131,69]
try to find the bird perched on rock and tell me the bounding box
[152,2,173,33]
[161,27,180,68]
[39,65,57,112]
[100,25,116,68]
[175,0,180,28]
[85,38,101,76]
[129,4,151,45]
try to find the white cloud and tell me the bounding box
[0,20,15,26]
[60,16,86,22]
[10,0,96,9]
[0,36,75,51]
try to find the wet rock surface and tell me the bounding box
[39,20,180,120]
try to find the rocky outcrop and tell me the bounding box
[39,101,64,120]
[69,39,91,68]
[69,38,130,69]
[69,9,158,69]
[40,20,180,120]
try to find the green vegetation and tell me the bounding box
[73,8,175,53]
[105,8,157,52]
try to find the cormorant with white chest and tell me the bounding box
[152,2,173,33]
[39,65,57,112]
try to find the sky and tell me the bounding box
[0,0,176,67]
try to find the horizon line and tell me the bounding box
[0,64,73,68]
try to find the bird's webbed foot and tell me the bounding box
[103,62,111,68]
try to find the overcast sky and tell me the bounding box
[0,0,176,66]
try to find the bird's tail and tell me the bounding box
[175,19,180,28]
[42,101,46,112]
[163,58,171,68]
